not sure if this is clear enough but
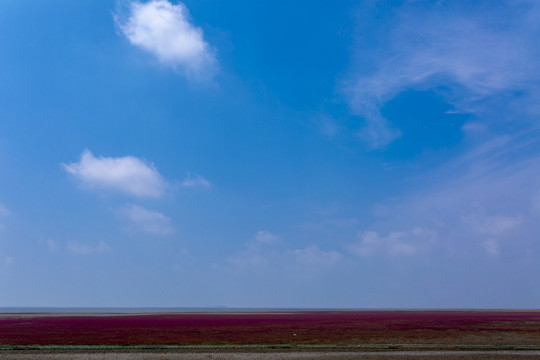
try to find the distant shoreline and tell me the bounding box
[2,307,538,314]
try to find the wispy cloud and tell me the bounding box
[482,238,500,256]
[252,230,279,246]
[293,245,343,266]
[340,1,540,262]
[227,230,280,267]
[63,149,167,198]
[0,203,10,231]
[39,239,58,253]
[462,214,521,237]
[0,203,10,217]
[365,133,540,257]
[67,240,111,255]
[181,173,210,188]
[316,115,340,137]
[350,228,435,257]
[115,0,217,81]
[344,1,540,148]
[228,231,343,270]
[117,203,174,235]
[3,257,14,267]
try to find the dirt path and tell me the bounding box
[2,351,540,360]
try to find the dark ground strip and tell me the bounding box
[2,345,540,351]
[2,350,540,360]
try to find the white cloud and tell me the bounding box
[181,173,210,188]
[63,149,166,198]
[293,245,343,266]
[344,2,540,148]
[67,240,110,255]
[350,227,434,257]
[115,0,217,80]
[117,203,174,235]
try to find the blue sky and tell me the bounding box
[1,0,539,308]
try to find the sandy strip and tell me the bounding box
[2,351,540,360]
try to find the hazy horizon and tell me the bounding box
[2,307,536,313]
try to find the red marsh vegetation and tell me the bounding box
[1,311,539,346]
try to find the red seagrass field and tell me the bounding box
[1,311,540,346]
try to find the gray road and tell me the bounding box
[2,351,540,360]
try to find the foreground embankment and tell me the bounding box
[2,350,540,360]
